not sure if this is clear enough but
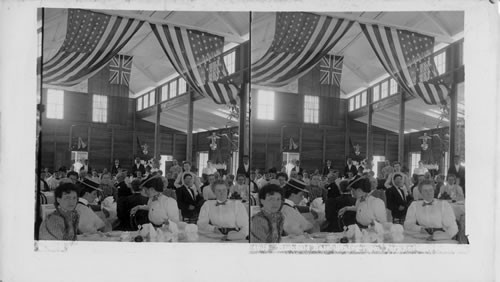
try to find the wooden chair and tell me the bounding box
[39,192,48,205]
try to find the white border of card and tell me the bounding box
[1,0,499,281]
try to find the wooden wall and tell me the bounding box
[250,90,399,173]
[40,89,186,172]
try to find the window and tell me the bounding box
[380,81,388,99]
[410,152,421,175]
[372,85,380,102]
[149,91,155,107]
[231,151,239,176]
[144,94,149,108]
[46,89,64,119]
[349,98,354,112]
[389,78,398,95]
[197,151,209,177]
[224,51,236,75]
[161,84,169,101]
[354,95,360,109]
[434,51,446,75]
[304,95,319,123]
[360,91,367,107]
[169,80,177,99]
[136,97,143,111]
[178,77,187,95]
[257,90,275,120]
[92,94,108,123]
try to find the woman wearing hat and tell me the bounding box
[76,178,106,234]
[281,179,314,235]
[250,184,285,243]
[39,183,80,240]
[131,176,180,226]
[339,177,387,229]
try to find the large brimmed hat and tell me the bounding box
[284,178,308,193]
[140,175,162,188]
[78,178,102,191]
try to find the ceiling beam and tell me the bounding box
[91,9,245,43]
[421,12,452,38]
[214,12,242,37]
[336,12,385,55]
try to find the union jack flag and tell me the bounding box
[319,55,343,86]
[109,54,132,86]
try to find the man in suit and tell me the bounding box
[386,173,409,224]
[322,160,334,176]
[116,178,149,230]
[115,172,132,198]
[325,171,341,199]
[132,157,146,177]
[323,180,356,232]
[80,159,91,174]
[111,159,121,175]
[291,160,303,175]
[447,155,465,194]
[236,155,251,178]
[176,173,203,223]
[344,158,357,177]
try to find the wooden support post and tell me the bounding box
[186,91,194,163]
[154,103,161,161]
[366,88,373,165]
[322,129,327,166]
[87,126,91,159]
[133,105,137,157]
[110,128,114,165]
[398,92,405,164]
[238,84,248,168]
[172,133,176,158]
[384,134,389,157]
[299,127,303,158]
[344,102,350,160]
[449,81,458,165]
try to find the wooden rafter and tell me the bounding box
[214,12,242,37]
[421,12,452,38]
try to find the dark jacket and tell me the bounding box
[386,186,409,220]
[344,164,357,177]
[326,182,341,199]
[324,194,356,232]
[176,185,203,219]
[132,162,146,177]
[116,192,149,231]
[447,165,465,192]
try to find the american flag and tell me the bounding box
[109,54,132,86]
[360,23,449,105]
[150,23,239,105]
[251,12,354,87]
[319,55,343,86]
[43,9,143,87]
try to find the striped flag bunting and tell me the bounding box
[150,23,239,105]
[251,12,354,87]
[359,23,449,105]
[42,9,144,87]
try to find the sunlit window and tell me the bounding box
[46,89,64,119]
[355,95,360,109]
[178,77,187,95]
[389,78,398,95]
[304,95,319,123]
[224,51,236,75]
[149,91,155,107]
[349,98,354,111]
[170,80,177,99]
[373,85,380,102]
[161,84,169,101]
[361,91,367,107]
[380,81,388,99]
[92,94,107,123]
[257,90,275,120]
[137,96,143,111]
[434,51,446,75]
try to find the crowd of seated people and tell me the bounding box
[38,155,465,243]
[38,157,250,241]
[249,157,465,243]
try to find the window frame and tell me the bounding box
[46,89,64,119]
[303,95,320,124]
[256,90,275,120]
[92,94,108,123]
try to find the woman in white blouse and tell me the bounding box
[438,174,464,202]
[339,177,387,228]
[131,176,179,226]
[404,179,458,240]
[197,179,249,241]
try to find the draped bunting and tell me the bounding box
[43,9,144,87]
[150,23,239,105]
[359,23,449,105]
[251,12,354,87]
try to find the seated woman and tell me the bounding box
[250,184,284,243]
[438,174,464,202]
[39,183,80,240]
[281,179,314,235]
[131,176,180,227]
[197,180,249,241]
[229,174,249,202]
[404,179,458,240]
[339,177,387,229]
[76,178,106,234]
